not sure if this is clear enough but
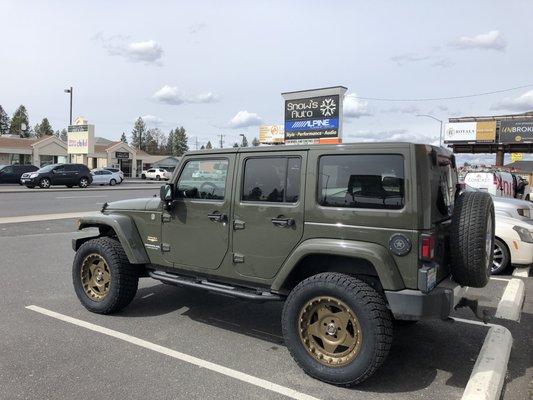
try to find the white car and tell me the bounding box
[493,196,533,221]
[104,167,124,183]
[493,214,533,274]
[142,168,171,181]
[90,169,121,186]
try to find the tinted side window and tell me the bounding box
[2,166,14,173]
[318,155,404,210]
[242,157,301,203]
[176,159,228,200]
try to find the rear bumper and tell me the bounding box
[385,278,467,320]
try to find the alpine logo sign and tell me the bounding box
[284,94,341,140]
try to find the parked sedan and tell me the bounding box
[104,167,124,183]
[0,164,38,184]
[141,168,171,180]
[91,169,121,186]
[493,196,533,221]
[493,214,533,274]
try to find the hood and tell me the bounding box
[105,197,161,211]
[496,213,533,229]
[492,196,533,209]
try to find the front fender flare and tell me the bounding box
[73,214,149,264]
[271,238,405,291]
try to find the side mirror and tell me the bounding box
[160,184,174,207]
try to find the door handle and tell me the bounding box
[271,216,295,228]
[208,211,227,223]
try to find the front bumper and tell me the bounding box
[509,240,533,265]
[21,177,37,185]
[385,278,467,320]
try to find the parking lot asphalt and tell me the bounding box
[0,200,531,399]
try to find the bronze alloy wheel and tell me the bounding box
[298,296,363,367]
[80,254,111,301]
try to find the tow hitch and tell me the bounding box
[455,298,491,324]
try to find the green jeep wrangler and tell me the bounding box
[72,143,494,386]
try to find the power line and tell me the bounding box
[354,83,533,102]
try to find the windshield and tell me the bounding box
[38,164,59,173]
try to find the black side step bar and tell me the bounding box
[149,270,283,302]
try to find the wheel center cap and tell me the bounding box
[326,323,337,336]
[96,271,103,282]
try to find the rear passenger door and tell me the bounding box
[232,151,306,279]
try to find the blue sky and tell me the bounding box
[1,0,532,163]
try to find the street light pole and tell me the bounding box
[416,114,443,147]
[64,87,73,126]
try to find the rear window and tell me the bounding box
[318,154,404,210]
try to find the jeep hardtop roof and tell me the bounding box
[184,142,452,156]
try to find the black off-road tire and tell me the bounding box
[450,191,495,288]
[282,272,393,386]
[72,237,139,314]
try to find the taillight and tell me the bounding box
[420,233,435,261]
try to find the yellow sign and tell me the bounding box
[259,125,284,144]
[511,153,523,162]
[475,120,496,142]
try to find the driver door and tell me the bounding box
[51,165,68,184]
[161,155,235,270]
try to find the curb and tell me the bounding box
[0,186,159,194]
[512,266,530,278]
[461,325,512,400]
[495,278,525,321]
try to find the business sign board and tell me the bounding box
[499,120,533,143]
[282,87,347,144]
[444,122,477,142]
[475,121,497,142]
[511,153,524,162]
[115,151,130,159]
[259,125,284,144]
[67,124,95,154]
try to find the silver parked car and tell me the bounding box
[90,169,121,186]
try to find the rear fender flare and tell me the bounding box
[73,214,149,264]
[271,238,405,292]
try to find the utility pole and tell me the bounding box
[195,137,199,150]
[64,86,73,125]
[219,133,225,149]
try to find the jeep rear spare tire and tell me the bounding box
[450,191,494,288]
[282,272,393,386]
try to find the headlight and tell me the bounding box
[513,226,533,243]
[29,173,38,178]
[517,209,531,218]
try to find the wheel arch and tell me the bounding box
[494,235,511,263]
[72,214,149,264]
[271,239,405,294]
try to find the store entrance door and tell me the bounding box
[119,159,132,177]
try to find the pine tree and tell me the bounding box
[145,129,158,154]
[59,128,67,141]
[120,132,127,143]
[9,105,30,137]
[252,137,260,147]
[34,117,53,137]
[131,117,147,150]
[241,135,248,147]
[166,129,175,154]
[206,141,213,149]
[0,105,9,135]
[172,126,189,156]
[233,142,239,148]
[200,145,205,150]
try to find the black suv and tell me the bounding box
[0,164,38,184]
[21,163,93,188]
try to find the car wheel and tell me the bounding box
[282,272,392,386]
[492,238,510,275]
[79,177,89,188]
[39,178,51,189]
[156,175,161,181]
[110,179,116,186]
[72,237,139,314]
[141,174,146,180]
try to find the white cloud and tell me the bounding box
[491,90,533,112]
[228,111,263,128]
[94,33,164,64]
[343,93,371,118]
[152,85,218,105]
[140,115,162,126]
[453,30,506,51]
[390,53,430,66]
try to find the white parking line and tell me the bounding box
[25,305,320,400]
[495,278,525,321]
[489,277,511,282]
[56,195,106,199]
[0,211,98,224]
[512,267,530,278]
[461,325,512,400]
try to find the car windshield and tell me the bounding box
[37,164,59,173]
